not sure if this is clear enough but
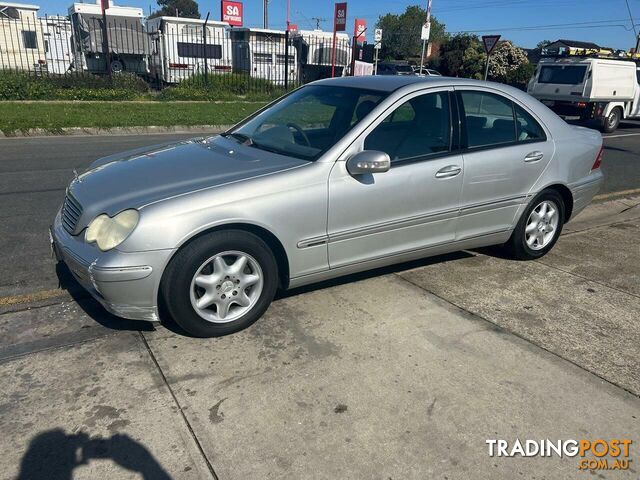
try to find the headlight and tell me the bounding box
[85,209,139,251]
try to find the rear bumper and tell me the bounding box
[569,171,604,220]
[51,209,174,322]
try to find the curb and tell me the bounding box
[0,125,232,138]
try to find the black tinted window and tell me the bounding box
[365,91,450,162]
[539,65,587,84]
[21,30,37,49]
[515,104,545,141]
[460,91,516,148]
[177,42,222,59]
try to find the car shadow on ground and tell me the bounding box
[16,428,171,480]
[55,262,156,333]
[56,251,477,338]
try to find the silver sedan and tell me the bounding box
[51,76,604,337]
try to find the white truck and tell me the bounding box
[527,57,640,132]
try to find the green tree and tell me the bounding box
[535,40,552,50]
[375,5,447,61]
[149,0,200,19]
[438,33,485,79]
[487,41,530,83]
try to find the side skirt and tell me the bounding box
[287,230,512,289]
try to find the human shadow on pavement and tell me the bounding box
[17,429,172,480]
[55,262,156,333]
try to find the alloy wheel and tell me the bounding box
[189,250,264,323]
[525,200,559,250]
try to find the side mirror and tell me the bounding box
[346,150,391,175]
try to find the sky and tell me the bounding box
[39,0,640,50]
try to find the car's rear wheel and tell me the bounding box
[161,230,278,337]
[505,190,565,260]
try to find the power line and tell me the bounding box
[624,0,638,38]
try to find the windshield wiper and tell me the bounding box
[221,132,253,145]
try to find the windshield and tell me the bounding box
[228,85,387,161]
[539,65,587,85]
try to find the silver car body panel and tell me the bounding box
[51,76,603,321]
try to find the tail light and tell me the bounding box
[213,65,231,71]
[169,63,189,69]
[592,145,603,171]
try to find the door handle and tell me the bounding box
[435,165,462,178]
[524,151,544,163]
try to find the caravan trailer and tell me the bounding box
[146,16,231,84]
[40,15,72,74]
[69,0,149,75]
[292,29,350,82]
[0,2,47,72]
[231,28,297,86]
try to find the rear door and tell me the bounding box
[455,88,553,240]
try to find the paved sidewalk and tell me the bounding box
[0,198,638,479]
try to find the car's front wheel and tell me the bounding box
[161,230,278,337]
[505,190,565,260]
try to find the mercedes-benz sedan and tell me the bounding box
[51,76,604,337]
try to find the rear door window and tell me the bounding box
[459,91,516,148]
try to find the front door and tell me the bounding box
[455,88,554,240]
[327,89,464,268]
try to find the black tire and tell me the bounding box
[161,230,278,337]
[504,189,565,260]
[602,107,621,134]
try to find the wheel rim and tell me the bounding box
[607,111,619,129]
[525,200,559,250]
[189,250,264,323]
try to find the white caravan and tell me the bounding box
[146,16,231,84]
[69,0,149,74]
[0,2,47,72]
[528,57,640,132]
[230,28,297,86]
[40,15,72,74]
[292,29,351,82]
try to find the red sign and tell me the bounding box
[287,23,298,31]
[334,2,347,32]
[354,18,366,43]
[100,0,109,12]
[221,0,243,26]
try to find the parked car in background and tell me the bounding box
[51,76,603,337]
[376,62,415,75]
[413,66,441,76]
[528,57,640,132]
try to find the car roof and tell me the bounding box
[312,75,496,93]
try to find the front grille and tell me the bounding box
[61,193,83,234]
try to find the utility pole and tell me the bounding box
[419,0,432,76]
[311,17,326,30]
[263,0,269,29]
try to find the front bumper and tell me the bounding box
[51,209,174,322]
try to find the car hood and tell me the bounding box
[67,135,307,224]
